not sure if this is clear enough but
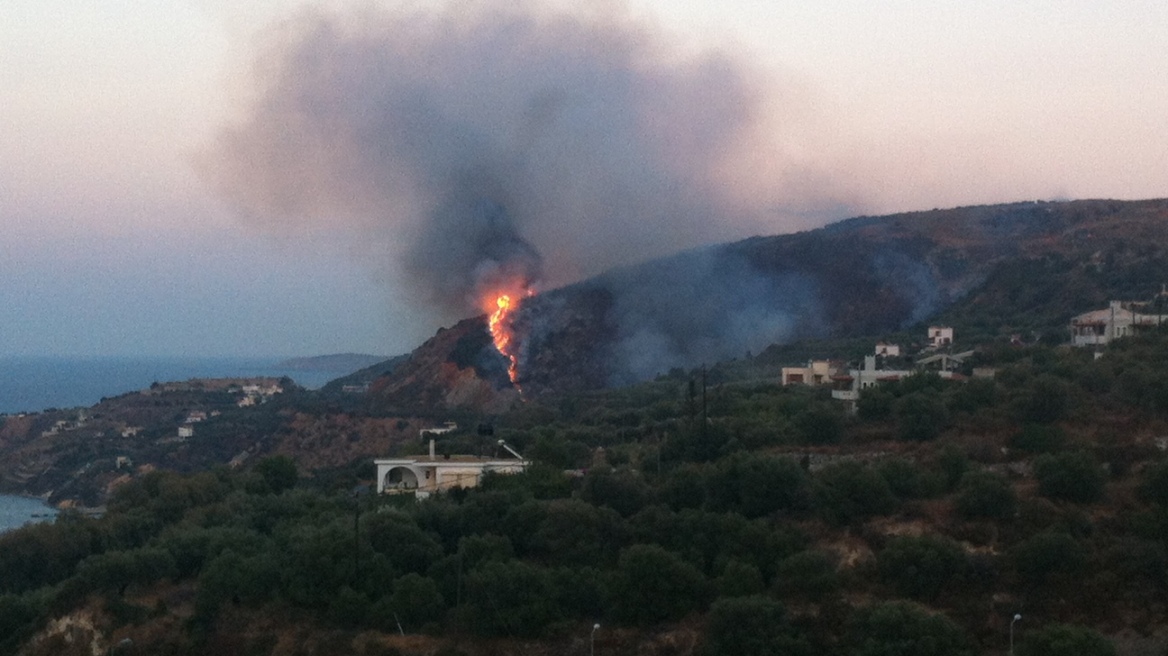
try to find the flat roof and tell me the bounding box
[374,456,527,467]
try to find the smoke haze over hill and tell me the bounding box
[205,0,856,321]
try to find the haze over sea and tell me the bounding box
[0,356,340,415]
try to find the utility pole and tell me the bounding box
[701,365,708,447]
[352,485,365,585]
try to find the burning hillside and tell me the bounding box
[365,316,519,414]
[365,198,1168,411]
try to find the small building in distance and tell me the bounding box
[781,360,843,386]
[875,342,901,357]
[831,355,964,407]
[1070,300,1168,347]
[831,356,914,403]
[927,326,954,349]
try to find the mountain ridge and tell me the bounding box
[364,198,1168,411]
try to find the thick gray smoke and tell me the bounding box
[207,1,849,321]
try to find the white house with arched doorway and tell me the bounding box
[374,448,528,499]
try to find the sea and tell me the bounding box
[0,494,57,533]
[0,356,342,416]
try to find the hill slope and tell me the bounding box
[367,198,1168,409]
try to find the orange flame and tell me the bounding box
[486,290,528,385]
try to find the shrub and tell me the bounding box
[609,545,708,625]
[1033,451,1105,503]
[706,453,811,518]
[877,535,968,601]
[946,377,997,414]
[1019,623,1115,656]
[75,547,177,597]
[773,550,839,601]
[955,470,1017,520]
[0,593,44,653]
[844,602,973,656]
[702,596,812,656]
[794,403,844,445]
[716,560,765,598]
[1139,460,1168,506]
[1012,532,1087,584]
[937,444,970,491]
[364,513,445,575]
[813,461,898,525]
[462,561,560,637]
[894,392,950,442]
[877,459,944,500]
[1013,374,1072,424]
[329,586,372,629]
[1009,424,1067,454]
[253,455,298,494]
[387,573,445,631]
[857,387,894,421]
[580,467,652,517]
[196,550,280,619]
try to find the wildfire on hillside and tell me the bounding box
[485,288,533,386]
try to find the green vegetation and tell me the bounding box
[1018,623,1116,656]
[12,330,1168,654]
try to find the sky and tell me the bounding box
[2,0,1166,358]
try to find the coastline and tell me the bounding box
[0,355,340,415]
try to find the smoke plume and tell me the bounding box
[206,1,853,322]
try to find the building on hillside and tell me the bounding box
[831,356,964,407]
[375,438,528,500]
[927,326,954,349]
[831,356,914,403]
[1070,301,1168,347]
[875,342,901,357]
[781,360,844,386]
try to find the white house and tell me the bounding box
[781,361,842,386]
[830,355,965,408]
[374,439,527,499]
[831,356,915,403]
[927,326,954,349]
[875,343,901,357]
[1070,301,1168,347]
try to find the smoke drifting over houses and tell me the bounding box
[207,1,854,327]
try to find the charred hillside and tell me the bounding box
[363,317,520,415]
[368,198,1168,409]
[518,198,1168,390]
